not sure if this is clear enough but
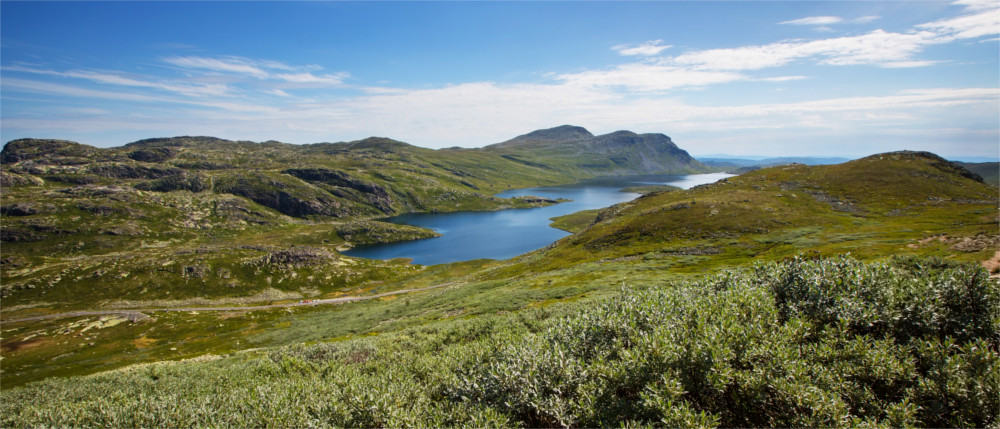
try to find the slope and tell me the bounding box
[1,148,995,393]
[509,151,998,272]
[0,135,580,313]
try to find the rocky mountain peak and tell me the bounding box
[490,125,595,148]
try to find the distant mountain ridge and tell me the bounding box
[488,125,596,149]
[485,125,708,175]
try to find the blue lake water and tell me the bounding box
[343,173,733,265]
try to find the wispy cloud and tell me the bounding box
[165,56,270,78]
[556,63,745,92]
[1,76,280,114]
[1,2,996,157]
[4,65,232,97]
[917,5,1000,41]
[780,16,843,26]
[758,75,807,82]
[2,77,170,102]
[780,15,881,27]
[668,21,991,71]
[612,40,672,56]
[164,56,348,85]
[853,15,881,24]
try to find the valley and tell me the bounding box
[1,127,997,427]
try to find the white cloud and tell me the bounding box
[2,77,169,102]
[273,72,348,85]
[3,65,232,97]
[952,0,999,12]
[781,15,880,27]
[164,56,347,85]
[780,16,843,26]
[671,29,943,70]
[2,3,996,157]
[853,15,881,23]
[917,6,1000,41]
[1,76,279,114]
[556,63,746,91]
[758,75,807,82]
[165,56,270,78]
[267,89,292,97]
[612,40,672,56]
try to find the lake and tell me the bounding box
[342,173,733,265]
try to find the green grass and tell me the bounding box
[548,209,600,232]
[518,152,997,273]
[2,257,996,427]
[2,145,998,427]
[618,184,681,194]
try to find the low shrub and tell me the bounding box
[3,256,996,427]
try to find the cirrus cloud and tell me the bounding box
[612,40,672,56]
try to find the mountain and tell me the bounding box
[0,127,709,314]
[486,125,709,175]
[488,124,595,149]
[3,147,996,427]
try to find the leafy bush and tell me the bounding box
[3,256,996,427]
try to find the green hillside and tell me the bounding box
[1,139,997,426]
[1,128,705,314]
[519,151,997,273]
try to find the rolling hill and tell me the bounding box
[1,132,996,426]
[527,151,997,272]
[0,127,707,313]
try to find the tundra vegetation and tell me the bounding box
[0,128,997,427]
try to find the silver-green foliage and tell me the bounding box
[2,256,996,427]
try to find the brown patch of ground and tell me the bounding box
[1,336,48,353]
[983,250,1000,277]
[133,336,157,349]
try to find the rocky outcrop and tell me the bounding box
[283,168,396,214]
[1,139,102,165]
[128,147,178,163]
[0,203,51,216]
[259,246,335,267]
[87,163,183,180]
[214,172,351,218]
[135,173,209,193]
[0,171,43,187]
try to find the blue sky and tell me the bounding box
[2,1,998,159]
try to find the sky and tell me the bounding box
[1,1,998,159]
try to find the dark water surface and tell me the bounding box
[343,173,733,265]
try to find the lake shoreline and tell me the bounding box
[344,173,734,265]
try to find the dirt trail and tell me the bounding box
[1,282,455,324]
